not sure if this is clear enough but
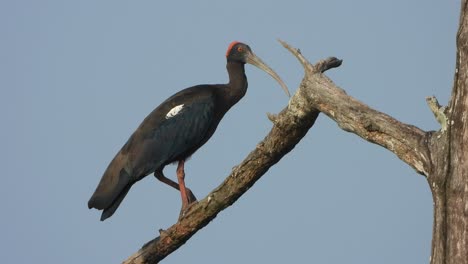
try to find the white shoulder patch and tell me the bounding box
[165,104,185,119]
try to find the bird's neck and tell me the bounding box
[225,61,248,105]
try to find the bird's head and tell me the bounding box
[226,42,253,63]
[226,41,290,97]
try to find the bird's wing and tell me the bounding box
[130,92,217,177]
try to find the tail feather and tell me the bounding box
[88,152,133,220]
[100,184,132,221]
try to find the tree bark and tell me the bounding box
[123,2,467,263]
[428,1,468,263]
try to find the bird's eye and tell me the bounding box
[237,46,244,52]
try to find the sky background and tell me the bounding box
[1,1,460,263]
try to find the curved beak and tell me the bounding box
[246,52,291,97]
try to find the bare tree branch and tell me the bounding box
[280,40,432,176]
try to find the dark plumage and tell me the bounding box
[88,42,289,221]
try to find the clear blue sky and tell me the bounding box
[1,1,460,263]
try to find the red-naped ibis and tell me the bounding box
[88,42,290,221]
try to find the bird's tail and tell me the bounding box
[99,183,132,221]
[88,152,133,220]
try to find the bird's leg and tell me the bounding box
[176,160,196,214]
[154,170,197,203]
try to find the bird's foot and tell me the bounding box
[178,200,198,220]
[186,188,197,204]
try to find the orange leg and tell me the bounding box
[155,170,179,190]
[154,169,197,203]
[176,160,190,210]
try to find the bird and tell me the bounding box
[88,41,290,221]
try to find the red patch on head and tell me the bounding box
[226,41,241,57]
